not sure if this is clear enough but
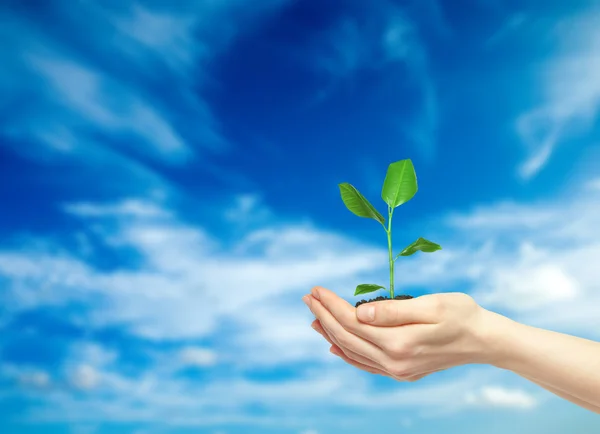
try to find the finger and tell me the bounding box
[355,295,441,326]
[330,344,444,382]
[404,369,444,382]
[318,313,443,381]
[311,319,335,345]
[306,294,386,363]
[329,344,388,376]
[314,313,445,382]
[317,321,387,371]
[313,319,385,371]
[310,286,388,336]
[311,286,431,346]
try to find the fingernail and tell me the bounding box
[357,305,375,322]
[311,287,321,300]
[302,295,312,308]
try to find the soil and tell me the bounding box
[355,295,413,308]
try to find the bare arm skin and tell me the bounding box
[311,317,600,413]
[520,374,600,413]
[302,287,600,414]
[483,310,600,411]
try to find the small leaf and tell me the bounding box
[339,183,385,225]
[398,237,442,257]
[381,159,418,208]
[354,284,386,296]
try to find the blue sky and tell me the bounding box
[1,0,600,433]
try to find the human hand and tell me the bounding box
[303,287,496,381]
[310,318,436,381]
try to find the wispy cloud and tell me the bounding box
[464,385,538,409]
[587,178,600,191]
[1,197,385,343]
[396,179,600,334]
[0,0,292,195]
[383,12,438,155]
[1,364,51,389]
[111,4,202,72]
[178,347,218,367]
[2,2,597,431]
[27,54,190,161]
[307,2,438,155]
[4,348,523,427]
[516,6,600,179]
[1,4,194,161]
[0,195,541,427]
[486,12,527,47]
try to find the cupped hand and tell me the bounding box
[311,318,436,382]
[302,286,495,381]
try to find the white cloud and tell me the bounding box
[0,0,294,175]
[232,301,333,366]
[112,4,201,71]
[0,191,552,426]
[308,2,437,154]
[312,2,429,79]
[516,6,600,179]
[1,364,51,388]
[339,369,489,411]
[486,12,526,47]
[69,342,118,368]
[224,194,272,228]
[59,342,119,391]
[179,347,218,367]
[393,182,600,336]
[316,18,366,78]
[465,385,537,409]
[586,178,600,191]
[27,54,189,161]
[21,371,51,388]
[21,358,517,426]
[65,199,170,219]
[446,200,557,231]
[1,191,548,427]
[474,245,580,311]
[3,159,598,427]
[382,10,438,155]
[69,365,101,390]
[4,179,600,344]
[0,198,386,350]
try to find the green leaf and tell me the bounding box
[339,183,385,225]
[381,159,418,208]
[398,237,442,257]
[354,284,386,296]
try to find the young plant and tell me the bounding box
[338,159,441,301]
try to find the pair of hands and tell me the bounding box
[302,287,495,381]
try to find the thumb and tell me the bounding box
[356,298,436,325]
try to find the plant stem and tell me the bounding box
[387,206,394,299]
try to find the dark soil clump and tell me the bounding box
[355,295,413,308]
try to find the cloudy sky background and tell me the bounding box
[1,0,600,433]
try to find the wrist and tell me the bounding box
[473,307,522,368]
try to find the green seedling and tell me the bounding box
[338,159,442,299]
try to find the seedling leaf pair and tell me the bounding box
[338,183,385,225]
[381,159,418,208]
[396,237,442,259]
[355,284,386,295]
[338,159,442,299]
